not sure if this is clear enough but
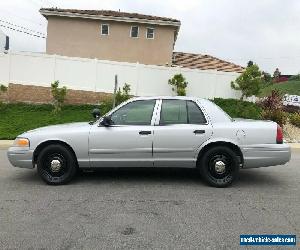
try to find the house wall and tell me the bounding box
[0,52,241,104]
[46,16,176,66]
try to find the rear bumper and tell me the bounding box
[241,143,291,169]
[7,147,34,169]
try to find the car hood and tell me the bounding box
[20,122,91,137]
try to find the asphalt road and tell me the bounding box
[0,149,299,250]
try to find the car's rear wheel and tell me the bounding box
[37,144,77,185]
[198,146,239,187]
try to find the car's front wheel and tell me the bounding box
[37,144,77,185]
[198,146,239,187]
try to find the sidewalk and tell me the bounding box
[0,140,300,150]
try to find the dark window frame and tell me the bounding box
[130,26,139,38]
[101,24,109,35]
[146,27,155,39]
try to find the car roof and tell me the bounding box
[130,96,203,101]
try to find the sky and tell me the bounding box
[0,0,300,74]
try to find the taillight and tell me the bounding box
[276,125,283,144]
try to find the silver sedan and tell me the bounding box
[7,96,291,187]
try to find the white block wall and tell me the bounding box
[0,52,241,99]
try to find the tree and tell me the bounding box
[115,83,131,106]
[273,68,281,79]
[51,80,67,113]
[262,71,272,85]
[0,84,8,109]
[247,61,254,67]
[231,63,264,100]
[168,73,188,96]
[0,84,8,93]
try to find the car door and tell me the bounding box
[153,99,213,168]
[89,99,157,168]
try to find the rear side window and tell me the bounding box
[160,100,206,125]
[187,101,207,124]
[160,100,187,125]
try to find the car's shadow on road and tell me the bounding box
[71,167,283,188]
[78,167,200,182]
[9,167,283,188]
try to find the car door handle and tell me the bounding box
[194,130,205,134]
[139,130,152,135]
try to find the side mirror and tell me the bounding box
[100,116,112,127]
[92,108,101,119]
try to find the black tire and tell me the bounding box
[198,146,239,187]
[37,144,77,185]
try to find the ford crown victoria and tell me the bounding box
[7,96,291,187]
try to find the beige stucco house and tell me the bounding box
[40,8,244,73]
[40,8,181,66]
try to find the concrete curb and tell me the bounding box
[289,143,300,149]
[0,140,13,149]
[0,140,300,150]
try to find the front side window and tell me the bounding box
[110,100,156,125]
[160,100,207,125]
[146,28,155,39]
[130,26,139,38]
[101,24,109,35]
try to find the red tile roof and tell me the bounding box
[172,52,244,73]
[40,8,181,25]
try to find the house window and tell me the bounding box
[101,24,109,35]
[130,26,139,38]
[146,28,155,39]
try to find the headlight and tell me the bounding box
[13,138,30,147]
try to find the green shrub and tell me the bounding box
[168,73,188,96]
[0,103,109,139]
[0,84,8,111]
[51,80,67,113]
[261,109,287,127]
[290,113,300,128]
[288,74,300,81]
[100,99,113,114]
[231,63,265,100]
[115,83,131,106]
[213,98,262,119]
[0,84,8,92]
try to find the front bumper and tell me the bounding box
[241,143,291,169]
[7,147,34,169]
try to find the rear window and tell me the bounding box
[187,101,207,124]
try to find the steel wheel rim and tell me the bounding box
[208,153,232,179]
[41,153,68,180]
